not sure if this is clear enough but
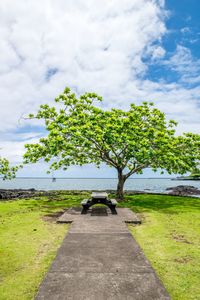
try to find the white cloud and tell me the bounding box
[180,27,190,34]
[165,45,200,83]
[152,46,166,59]
[144,44,166,61]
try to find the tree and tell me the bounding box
[0,157,19,179]
[23,87,200,199]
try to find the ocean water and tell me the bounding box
[1,178,200,193]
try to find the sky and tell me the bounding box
[0,0,200,178]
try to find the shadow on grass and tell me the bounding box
[18,193,89,214]
[118,194,200,214]
[18,192,200,216]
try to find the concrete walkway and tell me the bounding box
[35,208,171,300]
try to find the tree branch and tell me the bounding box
[87,137,118,168]
[124,163,148,179]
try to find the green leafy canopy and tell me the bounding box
[24,87,200,179]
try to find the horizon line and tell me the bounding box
[0,177,176,179]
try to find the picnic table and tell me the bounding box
[81,192,117,215]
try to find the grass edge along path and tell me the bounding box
[0,194,86,300]
[121,195,200,300]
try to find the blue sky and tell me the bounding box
[145,0,200,87]
[0,0,200,178]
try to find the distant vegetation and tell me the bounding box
[190,168,200,178]
[177,168,200,180]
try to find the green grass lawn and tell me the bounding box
[0,192,199,300]
[120,194,200,300]
[0,193,86,300]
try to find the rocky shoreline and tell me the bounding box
[165,185,200,196]
[0,185,200,200]
[0,189,47,199]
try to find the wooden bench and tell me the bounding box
[81,192,117,215]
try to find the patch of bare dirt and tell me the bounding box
[172,233,192,244]
[42,210,65,223]
[174,257,192,264]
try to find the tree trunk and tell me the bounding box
[116,169,126,200]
